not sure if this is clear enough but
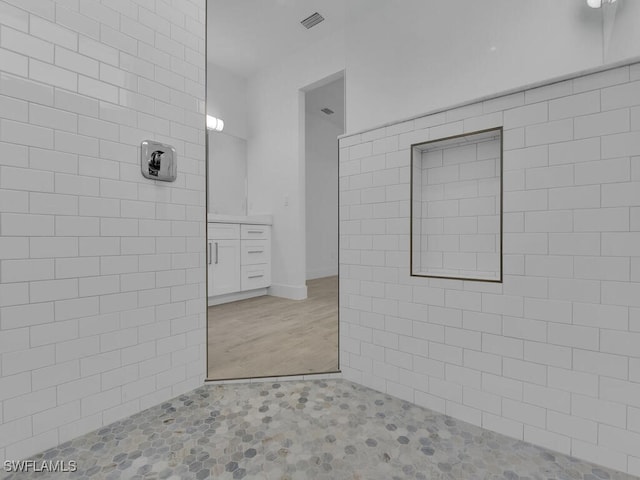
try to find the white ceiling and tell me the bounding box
[206,0,375,78]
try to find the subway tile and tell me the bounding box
[0,120,54,149]
[55,46,99,78]
[0,2,29,32]
[503,190,547,212]
[0,166,54,192]
[1,213,54,236]
[0,47,27,77]
[525,80,572,104]
[502,398,546,428]
[1,26,53,62]
[0,94,27,124]
[56,5,99,39]
[30,16,77,50]
[574,157,630,185]
[599,424,640,457]
[0,141,28,169]
[1,72,54,106]
[548,277,600,303]
[572,393,627,429]
[574,207,629,232]
[602,232,640,256]
[602,182,640,207]
[573,66,629,93]
[602,131,640,158]
[3,387,57,422]
[503,316,546,342]
[524,298,572,324]
[573,302,628,330]
[602,281,640,308]
[78,75,119,103]
[483,92,525,114]
[523,383,570,413]
[524,341,571,369]
[30,192,78,216]
[574,109,630,140]
[574,256,629,281]
[79,34,119,66]
[2,345,55,376]
[524,210,572,233]
[504,145,548,170]
[525,164,573,189]
[548,324,598,351]
[600,329,640,358]
[548,91,600,121]
[0,189,28,213]
[546,410,597,443]
[548,137,600,165]
[1,259,54,283]
[601,80,640,111]
[29,104,78,133]
[548,185,600,210]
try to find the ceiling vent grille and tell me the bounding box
[301,12,324,29]
[321,108,334,115]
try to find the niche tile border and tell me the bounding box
[410,126,504,283]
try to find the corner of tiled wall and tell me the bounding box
[0,0,206,462]
[339,63,640,476]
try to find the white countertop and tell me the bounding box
[207,213,273,225]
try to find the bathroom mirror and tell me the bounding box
[411,127,503,282]
[207,130,247,216]
[205,1,341,380]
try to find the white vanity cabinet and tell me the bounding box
[207,224,241,297]
[207,219,271,305]
[240,224,271,291]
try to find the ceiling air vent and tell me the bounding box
[301,12,324,29]
[321,108,334,115]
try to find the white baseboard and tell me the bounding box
[208,288,267,306]
[268,283,308,300]
[306,267,338,280]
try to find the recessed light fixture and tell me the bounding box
[587,0,617,8]
[206,115,224,132]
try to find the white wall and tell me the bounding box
[339,62,640,476]
[206,62,247,139]
[0,0,206,462]
[344,0,640,134]
[208,131,247,215]
[247,33,345,299]
[305,109,341,280]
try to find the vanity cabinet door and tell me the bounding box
[208,239,241,296]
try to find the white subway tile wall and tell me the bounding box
[339,64,640,476]
[0,0,206,462]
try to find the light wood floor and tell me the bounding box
[207,276,339,380]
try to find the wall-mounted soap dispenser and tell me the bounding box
[140,140,177,182]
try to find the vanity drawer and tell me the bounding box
[208,223,240,240]
[241,240,269,265]
[241,224,270,240]
[241,264,271,291]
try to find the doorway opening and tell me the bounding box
[205,1,343,380]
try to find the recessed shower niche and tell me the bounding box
[411,127,503,282]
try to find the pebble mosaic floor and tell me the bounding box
[4,379,638,480]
